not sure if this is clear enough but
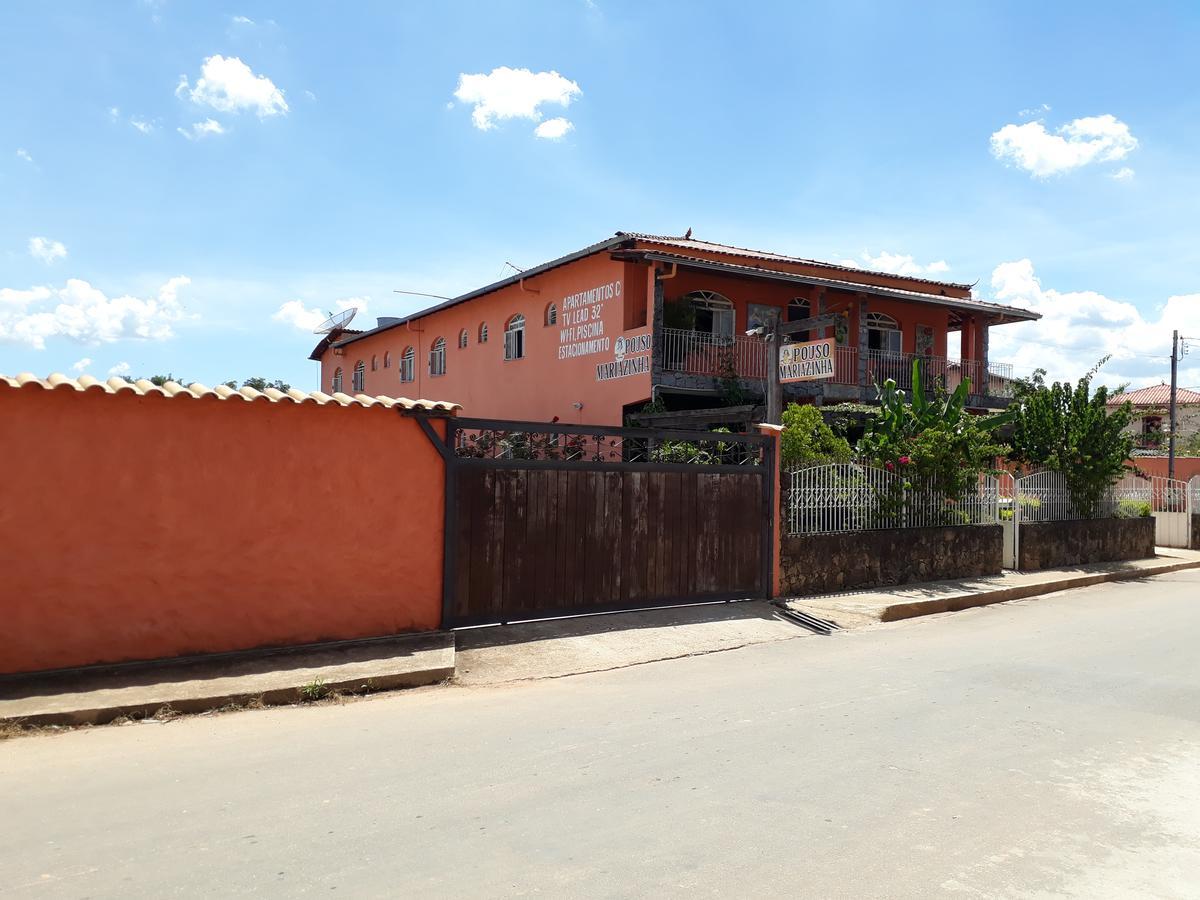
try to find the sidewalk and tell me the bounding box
[5,551,1197,730]
[0,632,454,728]
[783,548,1200,628]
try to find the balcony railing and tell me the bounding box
[662,328,767,379]
[659,329,1015,398]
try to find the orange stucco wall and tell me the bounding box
[320,241,989,428]
[0,386,447,674]
[661,268,959,357]
[1129,456,1200,482]
[326,253,655,427]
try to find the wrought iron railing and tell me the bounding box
[660,329,1015,398]
[786,464,1000,535]
[448,417,768,468]
[661,328,766,379]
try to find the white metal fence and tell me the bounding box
[786,463,999,535]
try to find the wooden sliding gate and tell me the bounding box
[429,417,773,627]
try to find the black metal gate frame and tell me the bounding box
[410,414,776,627]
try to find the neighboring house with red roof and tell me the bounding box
[310,231,1040,427]
[1109,383,1200,453]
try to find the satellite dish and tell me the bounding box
[313,307,357,335]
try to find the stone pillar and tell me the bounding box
[650,274,665,382]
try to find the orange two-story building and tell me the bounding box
[311,232,1040,426]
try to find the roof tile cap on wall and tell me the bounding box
[1,373,461,413]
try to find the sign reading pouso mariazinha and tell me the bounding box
[779,337,835,383]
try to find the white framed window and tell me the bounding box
[331,367,343,393]
[429,337,446,376]
[684,291,734,341]
[383,351,391,369]
[352,360,366,392]
[866,312,902,355]
[458,328,469,349]
[504,314,526,360]
[545,303,558,326]
[478,322,489,343]
[399,346,414,382]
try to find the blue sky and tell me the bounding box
[3,0,1200,391]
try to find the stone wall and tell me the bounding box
[1017,517,1155,571]
[780,525,1003,596]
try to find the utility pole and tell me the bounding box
[1169,329,1179,480]
[749,312,845,426]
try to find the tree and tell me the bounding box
[235,377,291,392]
[1008,358,1134,517]
[780,403,853,467]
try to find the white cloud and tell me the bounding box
[16,148,33,163]
[534,117,574,140]
[29,237,68,264]
[1018,103,1051,118]
[990,114,1137,178]
[232,15,254,24]
[178,55,288,117]
[108,106,121,121]
[177,119,226,140]
[838,250,950,277]
[0,276,191,350]
[1110,166,1135,181]
[72,357,92,372]
[130,117,155,134]
[453,67,581,133]
[108,361,131,377]
[986,259,1200,389]
[273,296,369,332]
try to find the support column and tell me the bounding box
[757,423,783,600]
[857,296,869,396]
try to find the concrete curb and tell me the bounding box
[0,632,456,728]
[877,557,1200,623]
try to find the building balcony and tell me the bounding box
[658,328,1016,401]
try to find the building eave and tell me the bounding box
[620,250,1041,324]
[327,235,634,354]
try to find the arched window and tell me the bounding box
[504,314,526,360]
[371,354,378,372]
[866,312,902,355]
[331,367,343,393]
[478,322,489,344]
[684,291,734,340]
[399,346,414,382]
[545,303,558,326]
[352,360,366,392]
[458,328,469,349]
[383,351,391,369]
[429,337,446,376]
[787,297,812,342]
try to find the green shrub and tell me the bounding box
[780,404,853,468]
[1115,498,1152,519]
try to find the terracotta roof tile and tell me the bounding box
[1108,383,1200,406]
[0,373,461,413]
[618,231,973,291]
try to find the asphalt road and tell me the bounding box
[4,571,1200,899]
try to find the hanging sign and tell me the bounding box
[779,337,836,383]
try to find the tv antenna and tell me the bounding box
[313,307,357,335]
